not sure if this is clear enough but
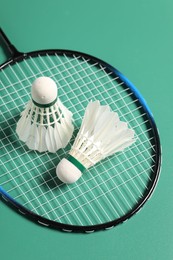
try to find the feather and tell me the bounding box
[69,101,135,169]
[16,117,32,142]
[45,126,57,153]
[26,123,39,150]
[37,125,47,152]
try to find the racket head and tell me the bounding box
[0,47,161,232]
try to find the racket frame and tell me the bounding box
[0,28,161,232]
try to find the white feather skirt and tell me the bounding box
[16,99,74,153]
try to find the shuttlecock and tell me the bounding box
[16,76,74,153]
[56,100,135,184]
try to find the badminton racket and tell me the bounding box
[0,28,161,232]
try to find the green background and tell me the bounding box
[0,0,173,259]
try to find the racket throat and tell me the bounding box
[0,28,23,58]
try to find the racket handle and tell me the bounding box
[0,28,22,57]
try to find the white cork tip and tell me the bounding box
[56,158,82,184]
[31,76,57,105]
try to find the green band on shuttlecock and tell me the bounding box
[67,155,86,173]
[32,97,57,108]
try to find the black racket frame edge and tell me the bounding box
[0,28,161,233]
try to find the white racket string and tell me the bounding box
[0,52,158,226]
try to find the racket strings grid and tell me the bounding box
[0,49,161,232]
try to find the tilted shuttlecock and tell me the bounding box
[16,76,74,153]
[56,100,135,184]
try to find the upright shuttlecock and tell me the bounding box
[56,100,135,184]
[16,76,74,153]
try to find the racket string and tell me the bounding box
[0,52,158,226]
[0,138,155,190]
